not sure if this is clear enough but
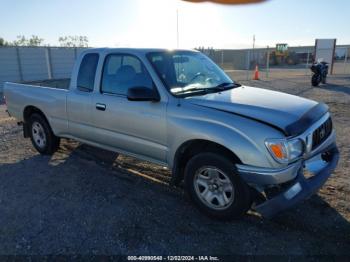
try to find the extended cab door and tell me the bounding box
[91,53,167,164]
[66,53,99,140]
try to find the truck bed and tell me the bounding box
[4,81,69,136]
[1,79,69,105]
[23,78,70,90]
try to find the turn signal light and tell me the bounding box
[270,144,285,159]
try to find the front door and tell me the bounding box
[91,54,167,164]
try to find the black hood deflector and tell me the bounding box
[284,102,328,136]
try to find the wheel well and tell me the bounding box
[171,140,242,186]
[23,106,49,138]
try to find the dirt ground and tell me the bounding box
[0,70,349,256]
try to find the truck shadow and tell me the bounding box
[58,140,172,184]
[0,142,350,254]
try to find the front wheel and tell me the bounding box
[184,153,251,220]
[311,74,320,87]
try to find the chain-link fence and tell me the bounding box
[198,46,350,82]
[334,46,350,74]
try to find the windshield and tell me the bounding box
[147,51,237,97]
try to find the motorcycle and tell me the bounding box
[310,60,329,86]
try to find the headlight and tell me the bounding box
[265,138,304,163]
[287,138,304,160]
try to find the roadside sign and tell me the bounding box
[314,39,336,74]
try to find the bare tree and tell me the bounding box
[12,35,44,46]
[28,35,44,46]
[58,36,89,47]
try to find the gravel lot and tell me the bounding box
[0,71,349,256]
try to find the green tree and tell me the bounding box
[58,36,89,47]
[0,37,6,46]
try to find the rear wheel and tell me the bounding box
[184,152,251,220]
[29,113,60,155]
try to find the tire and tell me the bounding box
[28,113,60,155]
[311,74,320,87]
[184,152,251,220]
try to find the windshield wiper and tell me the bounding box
[172,86,210,94]
[198,82,241,92]
[172,82,241,96]
[214,82,241,89]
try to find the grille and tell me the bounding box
[312,117,332,150]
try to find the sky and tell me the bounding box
[1,0,349,49]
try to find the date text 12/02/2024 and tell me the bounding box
[127,256,220,261]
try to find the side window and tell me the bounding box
[77,53,99,92]
[101,54,154,95]
[123,56,142,73]
[106,55,122,75]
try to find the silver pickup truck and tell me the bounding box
[4,48,339,219]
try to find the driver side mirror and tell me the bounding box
[127,86,160,102]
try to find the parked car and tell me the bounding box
[4,48,339,219]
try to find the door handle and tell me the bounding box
[96,103,106,111]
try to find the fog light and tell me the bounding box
[321,152,332,162]
[284,182,302,200]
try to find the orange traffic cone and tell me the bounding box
[253,65,260,80]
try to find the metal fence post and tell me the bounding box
[221,50,224,68]
[45,47,53,79]
[266,46,270,79]
[305,51,310,75]
[15,47,23,82]
[246,50,251,81]
[344,48,348,74]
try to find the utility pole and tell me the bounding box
[176,9,179,48]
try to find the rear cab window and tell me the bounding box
[77,53,99,92]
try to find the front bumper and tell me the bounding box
[256,143,338,218]
[237,132,339,218]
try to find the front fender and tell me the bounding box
[166,102,285,169]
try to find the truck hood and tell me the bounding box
[186,86,328,136]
